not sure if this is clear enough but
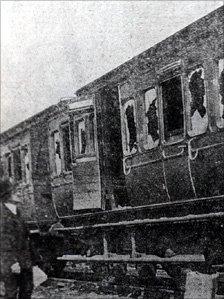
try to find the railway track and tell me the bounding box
[32,259,224,298]
[32,276,177,299]
[32,259,185,299]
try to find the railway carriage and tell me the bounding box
[0,6,224,295]
[56,6,224,291]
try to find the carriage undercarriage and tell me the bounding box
[30,196,224,298]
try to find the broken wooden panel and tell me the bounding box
[188,67,208,136]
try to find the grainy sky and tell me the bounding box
[1,1,223,131]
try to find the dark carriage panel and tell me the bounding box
[126,162,169,206]
[121,136,168,205]
[189,133,224,198]
[95,85,128,209]
[163,154,196,201]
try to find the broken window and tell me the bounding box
[89,113,95,153]
[217,59,224,128]
[53,131,62,175]
[6,154,12,178]
[61,124,72,171]
[144,88,159,149]
[124,100,137,153]
[13,149,22,182]
[188,67,208,136]
[73,113,95,158]
[162,76,184,142]
[23,146,30,183]
[78,119,87,154]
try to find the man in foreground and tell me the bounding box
[0,176,33,299]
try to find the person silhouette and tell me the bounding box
[0,175,33,299]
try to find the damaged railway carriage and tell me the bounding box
[0,6,223,290]
[57,6,224,283]
[0,96,102,273]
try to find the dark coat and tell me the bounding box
[0,201,32,279]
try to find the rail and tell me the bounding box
[55,211,224,232]
[57,253,205,264]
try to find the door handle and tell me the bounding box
[162,146,185,159]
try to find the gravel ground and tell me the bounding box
[31,279,141,299]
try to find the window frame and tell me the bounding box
[122,98,138,156]
[60,121,72,172]
[143,86,160,150]
[186,65,209,137]
[5,152,13,179]
[215,57,224,129]
[76,117,87,156]
[12,147,22,183]
[73,111,96,160]
[21,144,31,184]
[51,130,62,176]
[159,72,186,145]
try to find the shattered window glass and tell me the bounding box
[23,146,30,182]
[188,67,208,136]
[89,113,95,153]
[53,131,62,175]
[6,154,12,178]
[162,75,184,142]
[144,88,159,149]
[124,100,137,154]
[217,59,224,128]
[74,113,95,157]
[61,124,72,171]
[78,119,87,154]
[13,149,22,182]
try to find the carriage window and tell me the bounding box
[124,100,137,154]
[73,113,95,158]
[162,76,184,142]
[144,88,159,149]
[188,67,208,136]
[13,149,22,182]
[53,131,62,175]
[89,113,95,153]
[61,124,72,171]
[217,59,224,128]
[6,154,12,178]
[23,146,30,182]
[78,119,86,154]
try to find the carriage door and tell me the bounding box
[186,61,224,198]
[159,62,196,201]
